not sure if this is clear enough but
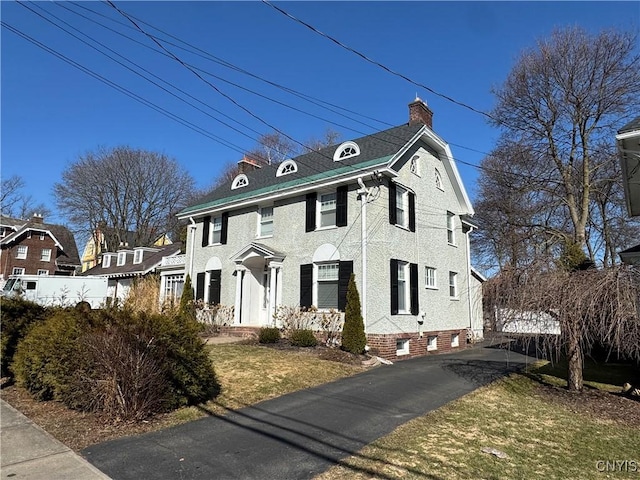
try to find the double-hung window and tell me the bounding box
[202,213,228,246]
[319,193,337,228]
[12,267,25,275]
[16,246,28,259]
[447,212,456,245]
[449,271,458,298]
[305,186,348,232]
[389,182,415,231]
[117,252,126,266]
[317,263,339,309]
[259,207,274,237]
[299,260,353,311]
[425,267,437,289]
[390,259,419,315]
[40,248,51,262]
[133,250,143,264]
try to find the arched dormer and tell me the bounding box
[231,174,249,190]
[333,141,360,161]
[276,159,298,177]
[435,168,444,190]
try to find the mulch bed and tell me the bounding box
[243,337,371,366]
[535,383,640,428]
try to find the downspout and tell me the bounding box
[465,226,474,337]
[357,177,370,332]
[188,217,197,280]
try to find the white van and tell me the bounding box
[1,275,108,309]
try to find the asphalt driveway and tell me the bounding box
[82,345,531,480]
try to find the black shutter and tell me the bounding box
[390,259,399,315]
[389,181,397,225]
[300,264,313,308]
[196,272,205,301]
[208,270,221,305]
[305,193,317,232]
[336,186,348,227]
[220,212,229,245]
[338,260,353,311]
[410,263,419,315]
[409,192,416,232]
[201,216,210,247]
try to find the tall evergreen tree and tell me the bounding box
[179,274,196,321]
[341,274,366,354]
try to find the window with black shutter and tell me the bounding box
[337,260,353,311]
[220,212,228,245]
[389,182,397,225]
[300,264,313,308]
[390,259,399,315]
[201,216,210,247]
[410,263,419,314]
[305,193,317,232]
[196,272,205,301]
[208,270,221,304]
[336,186,348,227]
[408,192,416,232]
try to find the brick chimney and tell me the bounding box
[408,97,433,129]
[237,155,263,174]
[31,213,44,224]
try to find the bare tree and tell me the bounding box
[490,27,640,252]
[485,263,640,391]
[304,127,342,152]
[1,175,51,220]
[54,146,195,251]
[246,131,298,166]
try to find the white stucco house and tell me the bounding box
[178,99,482,360]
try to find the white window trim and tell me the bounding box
[37,269,49,276]
[209,216,223,245]
[257,206,274,238]
[102,255,112,268]
[333,141,360,161]
[276,159,298,177]
[396,261,411,314]
[117,252,127,266]
[425,266,437,289]
[12,267,25,275]
[410,155,421,177]
[435,168,444,191]
[133,250,143,264]
[231,174,249,190]
[316,191,338,230]
[451,333,460,348]
[396,338,410,356]
[39,232,45,240]
[40,248,52,262]
[449,271,458,299]
[314,261,339,311]
[447,212,456,246]
[427,335,438,351]
[16,246,28,259]
[395,185,410,230]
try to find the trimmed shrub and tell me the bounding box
[259,327,281,344]
[1,297,47,378]
[341,273,366,354]
[15,307,220,421]
[12,309,89,400]
[289,329,318,347]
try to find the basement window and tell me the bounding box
[396,339,410,356]
[427,335,438,351]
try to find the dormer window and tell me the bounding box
[276,159,298,177]
[133,250,143,264]
[333,141,360,161]
[231,174,249,190]
[103,255,111,268]
[117,252,127,266]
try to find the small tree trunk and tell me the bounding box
[566,322,584,391]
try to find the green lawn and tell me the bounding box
[316,363,640,480]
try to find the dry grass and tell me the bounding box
[315,369,640,480]
[1,343,364,450]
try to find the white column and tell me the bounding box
[234,266,245,325]
[268,263,278,325]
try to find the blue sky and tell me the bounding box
[2,1,638,224]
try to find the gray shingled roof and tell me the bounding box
[618,116,640,134]
[0,215,81,268]
[82,243,182,277]
[180,123,424,216]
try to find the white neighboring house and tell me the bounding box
[178,99,482,360]
[616,116,640,265]
[82,243,183,303]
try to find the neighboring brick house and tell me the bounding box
[178,98,482,361]
[82,242,183,302]
[0,214,81,282]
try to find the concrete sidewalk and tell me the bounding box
[0,399,110,480]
